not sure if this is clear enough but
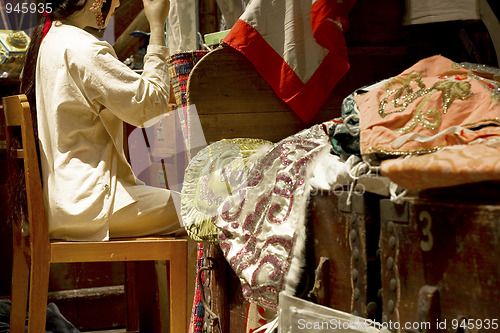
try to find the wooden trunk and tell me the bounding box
[379,191,500,333]
[186,45,342,145]
[309,191,382,321]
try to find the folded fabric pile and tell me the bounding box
[354,55,500,190]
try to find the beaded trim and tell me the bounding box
[368,145,444,156]
[90,0,106,30]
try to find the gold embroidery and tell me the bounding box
[396,92,441,133]
[369,145,444,156]
[471,74,500,104]
[462,118,500,128]
[433,80,473,114]
[379,72,430,117]
[491,93,500,104]
[379,72,473,133]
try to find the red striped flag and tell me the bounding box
[223,0,355,123]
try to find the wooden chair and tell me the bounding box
[2,94,188,333]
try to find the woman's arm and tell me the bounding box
[143,0,170,46]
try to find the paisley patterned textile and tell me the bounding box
[181,138,272,243]
[355,55,500,158]
[211,125,331,309]
[326,92,361,159]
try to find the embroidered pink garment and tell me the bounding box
[380,143,500,190]
[355,55,500,156]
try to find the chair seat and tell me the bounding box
[50,237,187,263]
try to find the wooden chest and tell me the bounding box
[309,191,383,321]
[203,191,385,333]
[379,193,500,332]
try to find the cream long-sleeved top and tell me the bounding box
[36,22,170,241]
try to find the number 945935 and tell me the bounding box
[5,2,52,14]
[451,318,499,331]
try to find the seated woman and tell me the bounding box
[21,0,185,240]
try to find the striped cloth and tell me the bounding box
[189,243,205,333]
[223,0,355,123]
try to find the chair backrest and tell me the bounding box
[3,94,50,250]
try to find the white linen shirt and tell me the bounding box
[36,22,170,241]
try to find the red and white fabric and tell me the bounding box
[223,0,355,123]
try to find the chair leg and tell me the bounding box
[125,262,140,332]
[169,241,188,333]
[155,260,169,333]
[10,230,30,333]
[136,261,159,333]
[26,249,51,333]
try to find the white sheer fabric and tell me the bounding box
[405,0,479,25]
[168,0,198,52]
[167,0,249,52]
[215,0,249,27]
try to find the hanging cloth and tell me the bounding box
[223,0,355,123]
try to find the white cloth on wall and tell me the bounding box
[222,0,352,122]
[168,0,198,52]
[36,22,179,241]
[215,0,249,28]
[405,0,480,25]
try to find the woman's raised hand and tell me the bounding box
[143,0,170,46]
